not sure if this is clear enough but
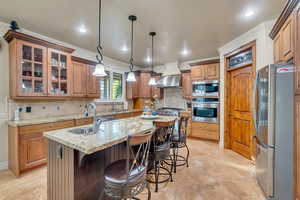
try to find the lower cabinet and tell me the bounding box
[115,111,143,119]
[190,122,219,141]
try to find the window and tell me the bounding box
[99,71,123,101]
[112,73,123,99]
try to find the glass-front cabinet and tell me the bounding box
[18,41,47,96]
[48,49,71,96]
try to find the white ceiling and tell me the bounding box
[0,0,286,67]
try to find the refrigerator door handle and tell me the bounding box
[252,73,259,132]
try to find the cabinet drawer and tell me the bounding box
[191,122,219,141]
[19,120,75,134]
[75,118,93,126]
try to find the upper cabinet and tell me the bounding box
[72,61,87,97]
[4,30,75,99]
[151,75,163,99]
[181,70,192,99]
[191,61,220,81]
[86,65,100,98]
[139,72,152,98]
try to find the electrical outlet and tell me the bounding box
[26,106,31,113]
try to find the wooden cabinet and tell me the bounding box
[181,71,192,99]
[87,65,100,98]
[5,30,75,99]
[295,5,300,95]
[72,61,87,97]
[139,72,152,98]
[190,122,219,141]
[75,118,93,126]
[151,75,163,99]
[274,33,282,63]
[126,72,140,100]
[115,111,143,119]
[191,63,219,81]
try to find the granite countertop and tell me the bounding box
[7,109,142,127]
[44,116,177,154]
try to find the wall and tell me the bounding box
[218,20,275,148]
[0,21,134,170]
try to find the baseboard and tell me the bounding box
[0,161,8,171]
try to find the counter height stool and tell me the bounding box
[101,129,155,200]
[147,119,176,192]
[167,114,190,173]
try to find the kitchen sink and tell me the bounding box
[69,127,94,135]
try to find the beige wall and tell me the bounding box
[218,20,275,148]
[0,21,133,169]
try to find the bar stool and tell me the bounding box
[147,119,176,192]
[169,114,190,173]
[102,129,154,200]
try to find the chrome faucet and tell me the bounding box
[87,102,103,134]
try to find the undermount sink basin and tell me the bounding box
[69,127,94,135]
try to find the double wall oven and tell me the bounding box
[192,80,219,123]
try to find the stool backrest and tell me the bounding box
[126,128,155,181]
[152,119,176,146]
[178,115,189,138]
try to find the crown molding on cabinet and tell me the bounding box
[71,56,97,66]
[269,0,299,39]
[189,58,220,67]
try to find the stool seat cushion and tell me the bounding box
[104,159,146,185]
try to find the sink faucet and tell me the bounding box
[87,102,103,133]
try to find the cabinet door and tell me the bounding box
[206,63,219,80]
[151,76,162,99]
[87,65,100,98]
[72,61,87,97]
[274,33,282,64]
[282,15,294,62]
[191,65,206,80]
[182,72,192,99]
[139,73,152,98]
[48,49,72,96]
[191,122,219,141]
[295,6,300,95]
[20,132,47,171]
[16,40,48,97]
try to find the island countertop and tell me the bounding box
[44,116,177,155]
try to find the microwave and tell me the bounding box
[192,80,219,97]
[192,98,219,123]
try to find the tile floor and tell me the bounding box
[0,139,265,200]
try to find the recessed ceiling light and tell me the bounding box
[121,45,128,52]
[78,25,87,34]
[181,49,190,56]
[245,10,255,17]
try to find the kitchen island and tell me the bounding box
[44,116,177,200]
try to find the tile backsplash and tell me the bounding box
[8,100,126,121]
[163,88,187,109]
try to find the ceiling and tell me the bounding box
[0,0,286,67]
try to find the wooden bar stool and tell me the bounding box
[101,129,155,200]
[147,119,176,192]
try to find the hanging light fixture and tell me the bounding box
[93,0,107,77]
[148,32,157,86]
[126,15,137,82]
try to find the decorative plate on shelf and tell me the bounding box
[140,115,159,120]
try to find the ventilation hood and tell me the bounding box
[156,62,181,88]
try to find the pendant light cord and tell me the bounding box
[151,34,154,72]
[130,19,134,71]
[96,0,104,64]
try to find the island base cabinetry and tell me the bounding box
[190,122,219,141]
[48,140,127,200]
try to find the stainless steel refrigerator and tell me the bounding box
[254,63,294,200]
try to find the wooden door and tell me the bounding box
[274,33,282,64]
[87,65,100,98]
[295,6,300,95]
[20,132,47,171]
[228,66,253,159]
[206,63,220,80]
[72,61,87,97]
[296,96,300,200]
[139,72,152,98]
[16,40,48,97]
[282,14,294,62]
[191,65,206,80]
[182,72,192,99]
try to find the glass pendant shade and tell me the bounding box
[126,71,136,82]
[93,63,107,77]
[148,77,156,86]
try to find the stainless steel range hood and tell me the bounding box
[155,62,181,88]
[156,75,181,88]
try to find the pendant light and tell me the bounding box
[126,15,137,82]
[93,0,107,77]
[148,32,157,86]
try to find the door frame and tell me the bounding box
[223,40,257,159]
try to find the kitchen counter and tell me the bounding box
[44,116,177,154]
[46,115,177,200]
[7,109,142,127]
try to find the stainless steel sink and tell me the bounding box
[69,127,94,135]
